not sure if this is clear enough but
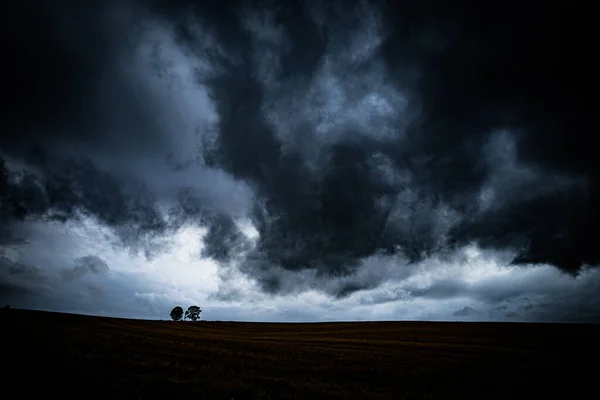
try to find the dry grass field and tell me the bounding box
[1,308,598,399]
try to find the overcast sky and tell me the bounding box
[1,0,598,323]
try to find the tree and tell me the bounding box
[170,306,183,321]
[185,305,202,321]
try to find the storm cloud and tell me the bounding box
[1,0,599,321]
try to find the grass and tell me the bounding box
[1,308,598,399]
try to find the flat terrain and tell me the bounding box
[1,309,598,399]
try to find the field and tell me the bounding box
[1,309,598,399]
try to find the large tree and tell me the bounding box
[185,306,202,321]
[170,306,184,321]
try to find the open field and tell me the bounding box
[1,309,598,399]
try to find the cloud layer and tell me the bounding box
[1,0,598,321]
[2,219,599,322]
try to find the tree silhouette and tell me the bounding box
[185,305,202,321]
[170,306,183,321]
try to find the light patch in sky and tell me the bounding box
[3,217,600,323]
[14,216,220,299]
[140,225,220,296]
[235,218,260,241]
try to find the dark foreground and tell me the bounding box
[1,309,599,399]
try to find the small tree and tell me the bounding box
[170,306,184,321]
[185,305,202,321]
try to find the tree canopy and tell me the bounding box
[170,306,183,321]
[185,305,202,321]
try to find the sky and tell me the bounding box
[1,0,598,323]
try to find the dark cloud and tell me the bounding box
[0,256,48,304]
[1,0,598,310]
[1,155,168,255]
[1,257,46,284]
[410,279,467,300]
[453,306,477,317]
[1,0,165,245]
[176,0,596,282]
[198,213,252,262]
[0,282,32,298]
[393,3,597,272]
[61,255,110,280]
